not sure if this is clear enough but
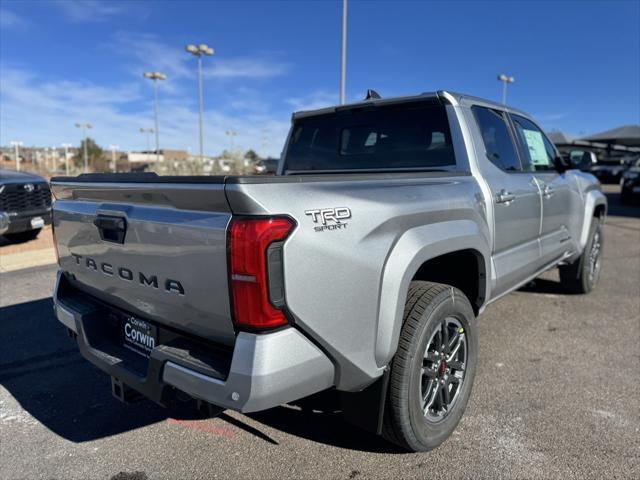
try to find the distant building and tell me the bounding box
[127,152,164,164]
[125,149,187,164]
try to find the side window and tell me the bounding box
[510,115,556,172]
[472,106,522,172]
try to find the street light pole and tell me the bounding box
[497,73,515,105]
[186,43,214,162]
[109,145,119,173]
[140,128,154,153]
[61,143,72,176]
[75,122,92,172]
[225,130,238,151]
[340,0,347,105]
[261,128,269,157]
[144,72,166,163]
[51,147,57,171]
[10,141,22,172]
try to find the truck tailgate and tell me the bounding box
[51,179,235,346]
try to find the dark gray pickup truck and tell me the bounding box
[0,169,52,242]
[50,91,606,451]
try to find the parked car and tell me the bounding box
[50,91,606,452]
[0,169,52,242]
[589,159,629,183]
[252,158,279,175]
[620,158,640,204]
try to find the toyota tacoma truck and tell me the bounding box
[0,169,52,242]
[50,91,606,452]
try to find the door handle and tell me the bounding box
[495,189,516,204]
[542,185,554,198]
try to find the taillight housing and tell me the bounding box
[228,216,294,330]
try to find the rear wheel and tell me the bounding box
[3,228,41,243]
[559,217,603,294]
[382,281,478,452]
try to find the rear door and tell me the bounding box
[471,106,542,297]
[51,178,235,345]
[509,114,577,264]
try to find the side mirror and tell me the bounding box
[553,155,570,173]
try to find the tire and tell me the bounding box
[3,228,41,243]
[620,188,632,205]
[382,281,478,452]
[559,217,603,294]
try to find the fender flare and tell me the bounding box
[374,219,491,367]
[579,189,607,250]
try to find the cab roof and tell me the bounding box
[291,89,532,121]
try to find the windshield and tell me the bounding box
[283,102,456,173]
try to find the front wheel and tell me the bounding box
[382,281,478,452]
[559,217,603,294]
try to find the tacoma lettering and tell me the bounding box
[69,254,184,294]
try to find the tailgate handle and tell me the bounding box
[94,215,127,244]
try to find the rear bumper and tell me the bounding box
[53,270,335,412]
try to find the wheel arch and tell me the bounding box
[375,220,490,368]
[579,189,607,250]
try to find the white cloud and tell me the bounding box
[52,0,124,23]
[0,8,27,29]
[203,59,289,79]
[533,112,569,122]
[110,32,289,83]
[285,90,338,112]
[0,65,290,158]
[110,32,192,81]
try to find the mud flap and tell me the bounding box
[340,368,390,435]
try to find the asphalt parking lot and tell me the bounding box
[0,186,638,480]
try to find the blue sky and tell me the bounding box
[1,0,639,157]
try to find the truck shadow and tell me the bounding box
[0,297,400,453]
[247,394,404,453]
[518,278,571,295]
[0,298,205,442]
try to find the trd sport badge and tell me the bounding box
[304,207,351,232]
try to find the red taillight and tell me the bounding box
[228,217,294,330]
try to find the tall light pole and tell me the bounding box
[61,143,72,175]
[140,128,154,152]
[51,147,58,171]
[186,43,214,162]
[497,73,515,105]
[109,145,119,173]
[75,122,92,172]
[225,130,238,152]
[261,128,269,157]
[143,71,166,163]
[340,0,347,105]
[10,141,22,171]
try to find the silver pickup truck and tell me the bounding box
[50,91,606,452]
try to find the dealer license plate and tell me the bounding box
[122,316,157,357]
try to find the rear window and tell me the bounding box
[283,102,456,172]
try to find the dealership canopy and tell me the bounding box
[547,130,576,145]
[580,125,640,147]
